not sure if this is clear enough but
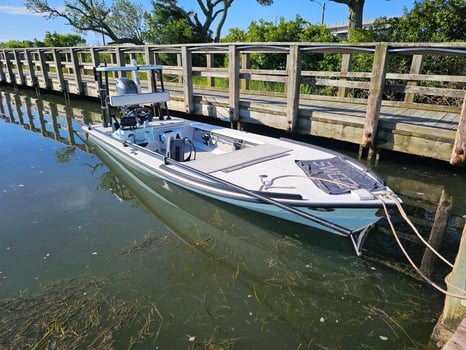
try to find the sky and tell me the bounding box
[0,0,415,44]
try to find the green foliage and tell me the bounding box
[144,0,203,44]
[223,16,338,70]
[42,32,86,47]
[0,32,86,48]
[0,40,31,48]
[354,0,466,43]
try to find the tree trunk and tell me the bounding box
[348,0,365,32]
[331,0,365,39]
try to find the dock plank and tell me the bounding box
[443,318,466,350]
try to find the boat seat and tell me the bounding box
[188,143,291,173]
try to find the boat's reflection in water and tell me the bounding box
[88,137,442,349]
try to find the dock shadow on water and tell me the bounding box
[0,86,460,349]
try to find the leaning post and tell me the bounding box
[450,91,466,165]
[286,44,301,132]
[359,44,389,160]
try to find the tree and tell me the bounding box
[25,0,145,45]
[144,0,275,44]
[355,0,466,43]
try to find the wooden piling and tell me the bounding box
[360,44,388,157]
[450,92,466,165]
[430,222,466,347]
[420,189,453,277]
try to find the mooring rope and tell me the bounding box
[259,174,466,299]
[377,192,466,300]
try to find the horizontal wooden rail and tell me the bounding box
[0,42,465,165]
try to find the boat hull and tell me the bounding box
[85,128,381,236]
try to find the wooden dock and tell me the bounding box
[442,319,466,350]
[1,42,465,165]
[1,79,466,350]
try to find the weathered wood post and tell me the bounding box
[70,48,83,95]
[144,46,156,92]
[114,47,125,77]
[337,53,352,98]
[24,49,37,88]
[13,50,25,85]
[52,49,66,92]
[450,91,466,165]
[206,53,215,88]
[228,44,240,128]
[420,189,453,276]
[359,44,389,160]
[3,50,15,85]
[430,222,466,347]
[37,49,51,90]
[404,54,424,104]
[181,46,194,114]
[0,50,6,82]
[286,44,301,132]
[241,52,250,91]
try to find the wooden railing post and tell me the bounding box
[90,47,100,67]
[405,54,424,104]
[176,52,182,84]
[181,46,193,114]
[3,50,15,85]
[115,47,125,77]
[13,50,25,85]
[286,45,301,132]
[337,53,352,98]
[450,91,466,165]
[70,48,83,95]
[228,45,240,125]
[206,53,215,87]
[38,49,50,89]
[24,49,37,88]
[53,49,65,92]
[0,51,6,82]
[144,46,154,65]
[241,52,250,91]
[360,44,389,157]
[144,46,156,91]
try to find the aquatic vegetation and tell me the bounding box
[0,278,163,349]
[120,234,172,256]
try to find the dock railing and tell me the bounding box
[1,42,465,165]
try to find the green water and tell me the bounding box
[0,86,464,349]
